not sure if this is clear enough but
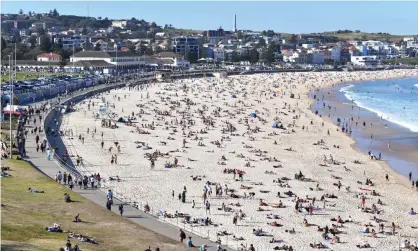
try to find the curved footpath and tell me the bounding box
[23,79,232,251]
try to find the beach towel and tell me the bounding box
[360,188,371,191]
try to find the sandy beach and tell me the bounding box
[60,70,418,251]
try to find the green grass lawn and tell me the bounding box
[1,72,82,83]
[383,58,418,65]
[1,159,188,251]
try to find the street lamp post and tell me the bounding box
[8,54,12,158]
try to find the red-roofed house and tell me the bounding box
[37,52,62,62]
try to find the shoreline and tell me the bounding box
[61,70,418,251]
[310,76,418,187]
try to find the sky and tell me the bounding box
[1,1,418,35]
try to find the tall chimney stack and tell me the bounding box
[233,14,237,32]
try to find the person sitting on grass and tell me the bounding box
[28,187,44,193]
[72,213,82,222]
[45,223,63,232]
[186,236,195,247]
[64,193,72,203]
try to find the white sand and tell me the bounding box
[61,70,418,251]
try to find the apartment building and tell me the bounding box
[172,36,200,57]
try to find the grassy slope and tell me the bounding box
[384,58,418,65]
[316,32,407,42]
[280,32,411,42]
[1,159,188,251]
[1,72,82,83]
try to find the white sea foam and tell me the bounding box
[340,82,418,133]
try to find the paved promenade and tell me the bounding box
[22,81,233,251]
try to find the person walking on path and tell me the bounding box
[180,229,186,243]
[68,180,74,190]
[63,172,67,185]
[205,200,211,215]
[118,204,124,216]
[107,189,113,204]
[106,198,112,211]
[57,171,63,184]
[46,148,51,161]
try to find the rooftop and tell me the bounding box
[72,50,137,58]
[38,53,61,58]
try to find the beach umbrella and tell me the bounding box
[232,94,237,98]
[272,121,279,128]
[250,112,257,118]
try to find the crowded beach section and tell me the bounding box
[60,70,418,251]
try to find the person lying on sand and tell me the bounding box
[267,221,283,227]
[109,176,121,182]
[269,238,282,243]
[356,243,371,249]
[285,228,296,234]
[310,242,326,249]
[259,199,268,206]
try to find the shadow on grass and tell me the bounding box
[1,243,39,251]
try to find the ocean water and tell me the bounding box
[340,77,418,133]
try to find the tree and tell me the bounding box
[40,35,52,52]
[361,35,368,41]
[200,47,207,59]
[94,43,101,51]
[263,43,276,64]
[258,37,266,48]
[82,27,88,35]
[12,33,22,43]
[38,28,46,36]
[28,11,32,16]
[98,16,102,20]
[186,51,198,63]
[266,30,275,37]
[145,47,154,56]
[138,44,147,55]
[28,36,37,49]
[289,34,298,44]
[249,49,259,64]
[19,9,24,15]
[55,38,63,50]
[52,8,59,17]
[1,37,7,52]
[231,51,240,62]
[224,53,229,62]
[155,46,163,54]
